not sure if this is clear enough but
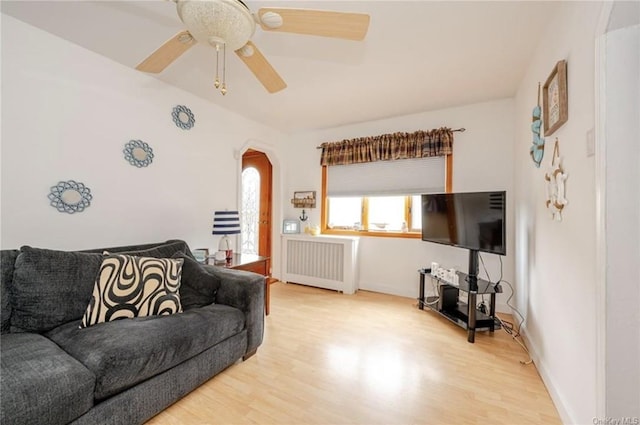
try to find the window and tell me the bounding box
[410,194,423,230]
[368,196,405,231]
[322,156,452,237]
[327,197,362,229]
[325,195,421,233]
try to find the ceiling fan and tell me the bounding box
[135,0,370,95]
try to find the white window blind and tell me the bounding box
[326,156,445,197]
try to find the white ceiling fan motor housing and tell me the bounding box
[176,0,255,50]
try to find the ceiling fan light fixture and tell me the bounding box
[260,11,283,29]
[176,0,252,96]
[177,32,194,44]
[239,44,254,57]
[176,0,255,51]
[138,1,369,94]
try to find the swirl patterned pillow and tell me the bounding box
[81,254,184,328]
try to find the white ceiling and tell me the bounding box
[1,0,559,133]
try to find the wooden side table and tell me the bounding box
[209,254,271,315]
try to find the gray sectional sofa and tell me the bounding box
[0,240,265,425]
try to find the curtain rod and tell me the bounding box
[316,127,466,149]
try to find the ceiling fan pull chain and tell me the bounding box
[221,43,227,95]
[214,44,221,89]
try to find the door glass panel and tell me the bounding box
[241,167,260,255]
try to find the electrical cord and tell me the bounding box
[479,253,532,365]
[416,272,441,307]
[499,279,526,336]
[417,259,532,365]
[495,313,532,365]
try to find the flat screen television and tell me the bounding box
[421,191,506,255]
[421,191,506,290]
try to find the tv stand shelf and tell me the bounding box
[418,270,501,343]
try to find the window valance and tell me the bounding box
[320,127,454,166]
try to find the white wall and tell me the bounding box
[513,2,604,423]
[602,22,640,420]
[283,99,516,309]
[0,15,286,252]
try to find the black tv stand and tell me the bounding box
[418,269,501,343]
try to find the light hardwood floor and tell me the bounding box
[147,282,561,425]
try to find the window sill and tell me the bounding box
[322,229,421,239]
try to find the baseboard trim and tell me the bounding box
[358,281,413,299]
[521,329,574,425]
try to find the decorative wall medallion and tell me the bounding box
[48,180,93,214]
[123,140,154,167]
[172,105,195,130]
[544,139,568,221]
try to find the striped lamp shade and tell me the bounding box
[212,211,241,235]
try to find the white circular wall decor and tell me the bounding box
[123,140,154,167]
[172,105,195,130]
[48,180,93,214]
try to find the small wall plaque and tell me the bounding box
[291,191,316,208]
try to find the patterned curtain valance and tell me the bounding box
[320,127,454,166]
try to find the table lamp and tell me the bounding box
[212,210,241,264]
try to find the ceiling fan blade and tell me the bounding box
[135,30,197,73]
[258,8,370,41]
[235,41,287,94]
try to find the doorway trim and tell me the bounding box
[594,2,613,419]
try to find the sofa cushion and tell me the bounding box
[47,303,245,400]
[81,254,184,328]
[1,250,19,334]
[84,239,196,261]
[10,247,103,333]
[172,252,220,310]
[0,333,95,425]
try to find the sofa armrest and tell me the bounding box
[201,265,264,357]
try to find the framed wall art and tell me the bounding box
[291,191,316,208]
[542,60,568,136]
[282,219,300,234]
[192,248,209,263]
